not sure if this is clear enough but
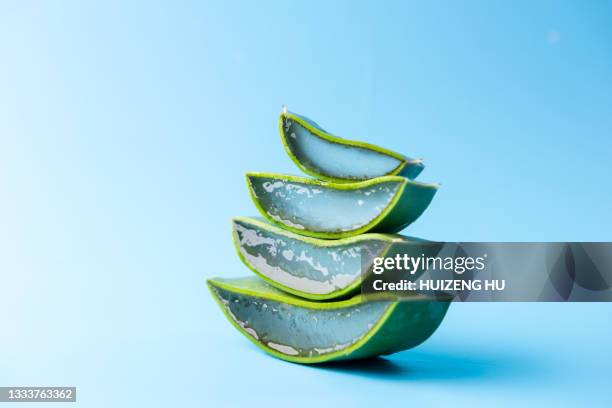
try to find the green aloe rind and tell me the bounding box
[232,216,418,300]
[246,172,438,239]
[279,110,424,182]
[208,276,450,363]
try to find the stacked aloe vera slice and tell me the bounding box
[208,110,450,363]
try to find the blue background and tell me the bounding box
[1,1,611,407]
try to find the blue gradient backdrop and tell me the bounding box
[1,1,611,407]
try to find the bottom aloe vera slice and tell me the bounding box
[233,216,436,300]
[207,276,451,363]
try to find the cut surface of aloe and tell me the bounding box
[280,110,424,182]
[208,276,450,363]
[246,172,438,239]
[232,216,418,300]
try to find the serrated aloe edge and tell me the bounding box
[279,110,424,182]
[246,172,438,239]
[232,216,415,300]
[207,276,451,364]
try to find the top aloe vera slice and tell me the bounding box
[246,172,438,239]
[279,110,424,182]
[207,276,451,363]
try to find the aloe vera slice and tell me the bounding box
[279,110,424,182]
[246,172,438,239]
[207,276,450,363]
[232,216,417,300]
